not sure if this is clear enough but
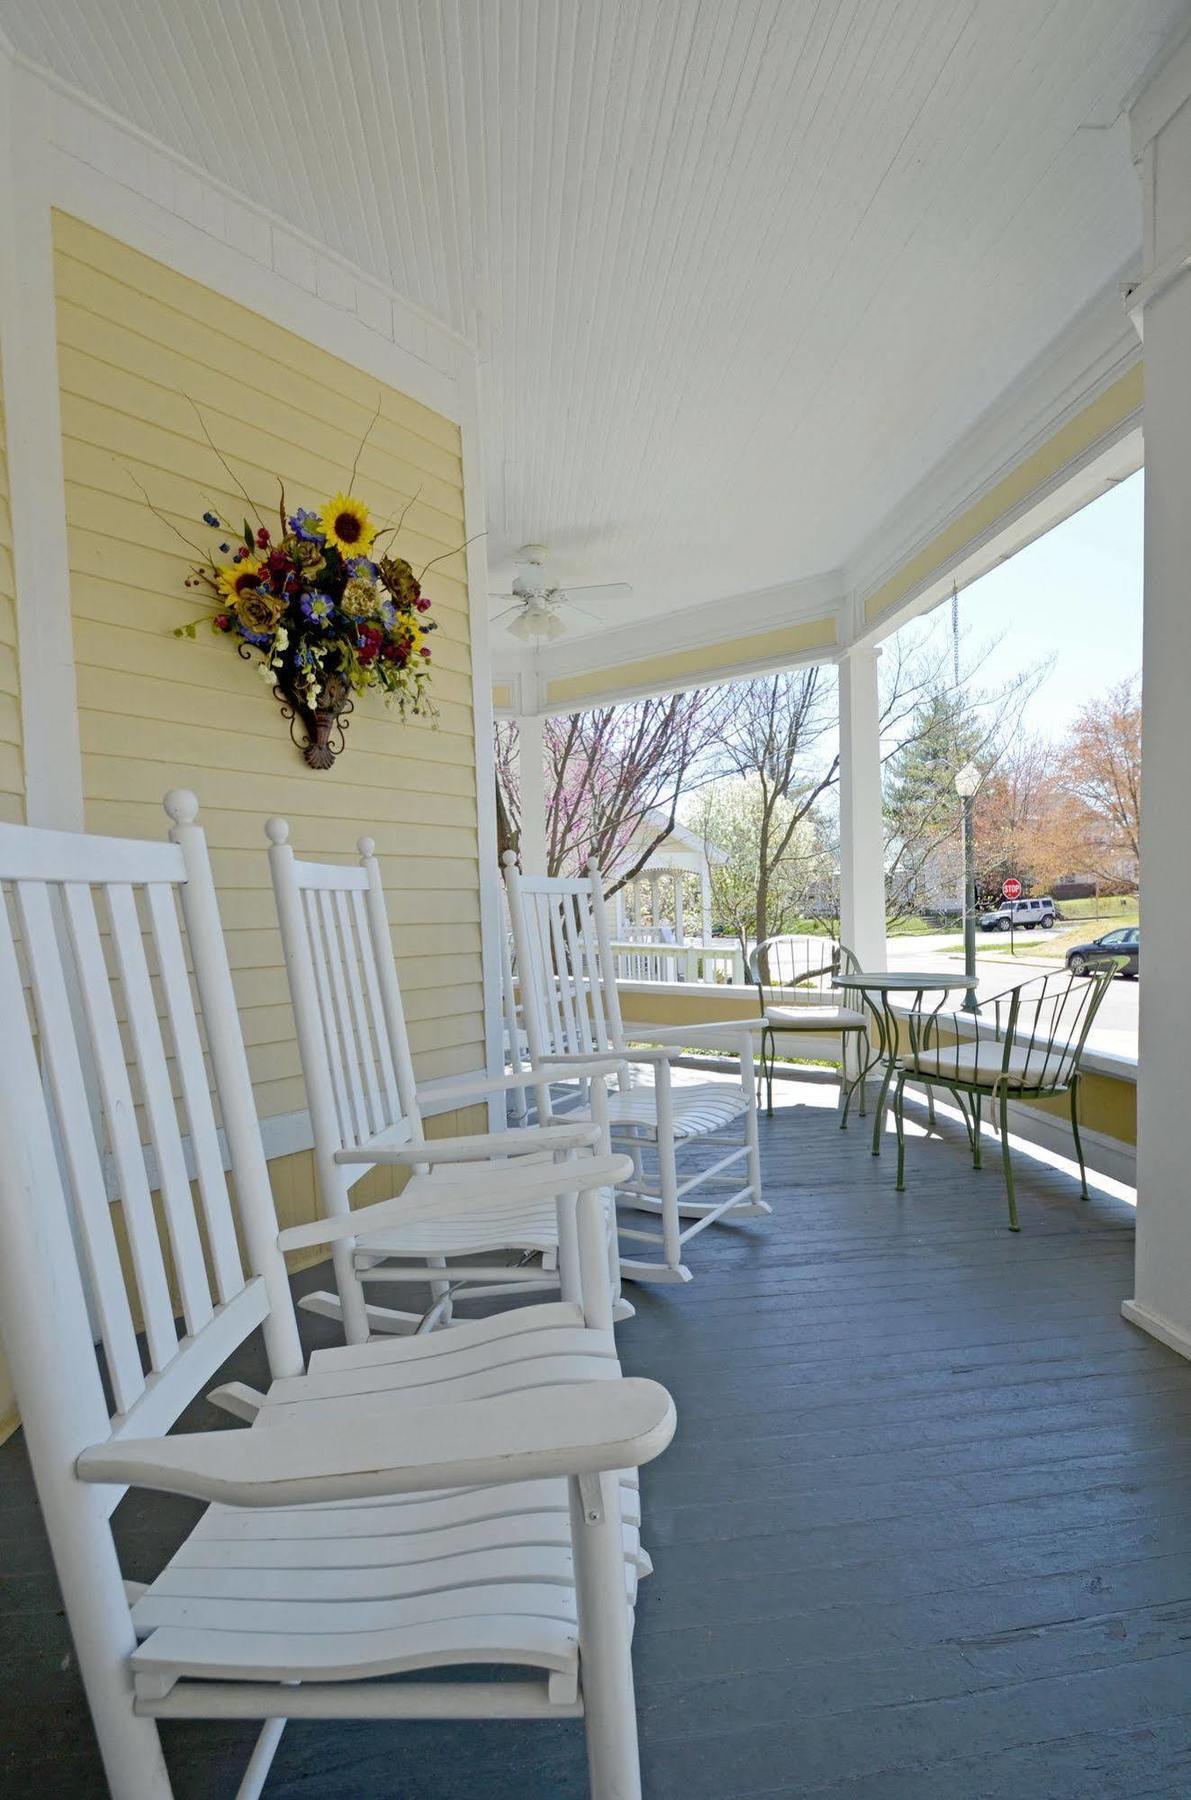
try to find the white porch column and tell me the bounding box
[673,873,685,945]
[701,863,713,944]
[516,713,548,875]
[837,645,886,970]
[1123,40,1191,1357]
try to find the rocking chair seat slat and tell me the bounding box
[131,1608,582,1689]
[303,1298,592,1373]
[604,1080,750,1138]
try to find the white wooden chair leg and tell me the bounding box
[427,1252,453,1325]
[331,1237,372,1344]
[557,1181,582,1304]
[570,1471,643,1800]
[740,1037,763,1208]
[234,1718,287,1800]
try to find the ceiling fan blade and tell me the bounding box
[562,582,633,603]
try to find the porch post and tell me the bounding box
[673,872,685,945]
[701,863,713,945]
[837,645,886,969]
[1123,39,1191,1357]
[516,713,548,875]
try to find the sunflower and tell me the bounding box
[215,555,264,604]
[320,492,375,557]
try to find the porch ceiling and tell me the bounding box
[4,1,1181,687]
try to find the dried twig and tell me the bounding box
[347,394,384,495]
[184,394,265,529]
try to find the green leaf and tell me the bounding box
[243,520,254,549]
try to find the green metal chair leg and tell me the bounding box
[999,1086,1019,1231]
[760,1025,774,1116]
[894,1071,908,1192]
[1069,1075,1090,1200]
[954,1089,976,1153]
[971,1091,982,1170]
[925,1082,936,1133]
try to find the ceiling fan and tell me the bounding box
[492,544,633,641]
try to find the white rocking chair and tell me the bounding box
[505,855,768,1284]
[267,817,625,1339]
[0,793,674,1800]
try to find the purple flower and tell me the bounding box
[347,557,379,581]
[300,591,334,627]
[289,508,325,544]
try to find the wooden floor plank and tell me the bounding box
[2,1078,1190,1796]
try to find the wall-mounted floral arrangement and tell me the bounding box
[176,484,438,768]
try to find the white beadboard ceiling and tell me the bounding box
[4,0,1185,654]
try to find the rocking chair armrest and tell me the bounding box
[77,1379,678,1508]
[623,1017,761,1049]
[413,1068,557,1107]
[538,1047,684,1068]
[276,1151,633,1254]
[333,1122,603,1164]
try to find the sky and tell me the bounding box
[939,468,1143,738]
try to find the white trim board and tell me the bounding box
[39,79,467,423]
[1121,1298,1191,1362]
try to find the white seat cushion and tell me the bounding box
[765,1004,868,1031]
[900,1038,1075,1090]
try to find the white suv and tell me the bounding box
[978,896,1056,933]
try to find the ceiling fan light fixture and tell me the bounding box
[508,608,567,642]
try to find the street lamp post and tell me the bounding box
[954,762,981,1014]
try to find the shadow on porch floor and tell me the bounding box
[4,1080,1191,1797]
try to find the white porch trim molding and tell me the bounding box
[0,47,507,1121]
[1123,24,1191,1361]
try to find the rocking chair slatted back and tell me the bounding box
[0,793,301,1480]
[504,858,626,1068]
[266,821,423,1194]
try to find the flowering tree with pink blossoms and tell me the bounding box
[495,689,730,892]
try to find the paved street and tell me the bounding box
[882,932,1138,1059]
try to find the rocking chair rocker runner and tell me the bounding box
[0,794,675,1800]
[504,854,767,1284]
[267,817,626,1339]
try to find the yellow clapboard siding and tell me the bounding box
[208,882,481,933]
[0,373,21,806]
[83,755,479,835]
[75,655,475,747]
[57,382,466,546]
[57,219,461,451]
[57,216,485,1208]
[77,708,480,797]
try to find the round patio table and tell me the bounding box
[833,970,981,1155]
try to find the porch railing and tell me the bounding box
[608,938,745,984]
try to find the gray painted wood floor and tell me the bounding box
[4,1079,1191,1798]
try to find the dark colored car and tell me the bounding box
[1067,925,1139,978]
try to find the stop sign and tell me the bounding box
[1002,877,1022,901]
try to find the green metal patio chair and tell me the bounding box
[748,933,878,1123]
[891,960,1121,1230]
